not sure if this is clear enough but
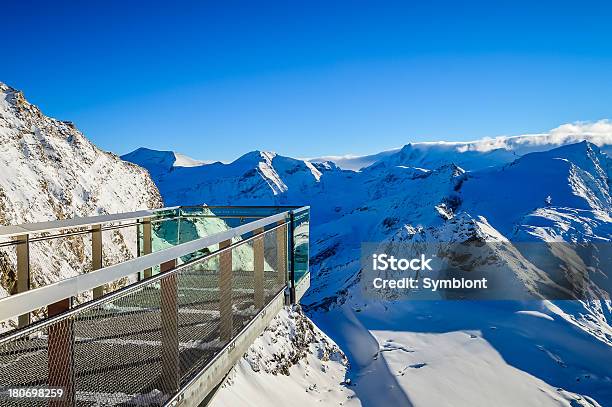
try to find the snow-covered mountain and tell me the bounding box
[0,83,163,310]
[123,149,330,207]
[127,132,612,406]
[0,82,345,404]
[121,147,210,180]
[11,77,610,404]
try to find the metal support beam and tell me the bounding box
[253,228,264,309]
[141,217,153,279]
[92,225,104,299]
[160,270,179,394]
[48,298,74,407]
[219,239,233,342]
[276,222,287,285]
[160,259,176,274]
[16,234,30,327]
[289,212,296,304]
[177,215,182,245]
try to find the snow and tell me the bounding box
[123,149,330,208]
[461,141,612,238]
[515,310,555,321]
[5,79,611,405]
[211,306,358,407]
[173,152,208,167]
[0,82,163,330]
[315,300,610,407]
[131,134,612,406]
[372,330,602,407]
[308,149,401,171]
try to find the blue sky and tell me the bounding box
[2,1,612,161]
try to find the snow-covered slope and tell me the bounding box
[0,83,163,313]
[122,149,336,208]
[309,142,612,406]
[129,134,612,405]
[308,149,401,171]
[461,141,612,238]
[121,147,209,180]
[210,306,357,407]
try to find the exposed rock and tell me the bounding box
[0,82,163,329]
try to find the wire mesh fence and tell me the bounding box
[0,224,288,406]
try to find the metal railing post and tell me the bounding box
[253,228,264,309]
[92,224,104,299]
[276,221,287,285]
[160,258,179,394]
[177,210,182,245]
[48,298,74,407]
[219,239,233,342]
[16,234,31,328]
[289,212,296,304]
[142,217,153,278]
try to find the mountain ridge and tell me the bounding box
[128,120,612,172]
[127,137,612,406]
[0,82,163,311]
[309,120,612,170]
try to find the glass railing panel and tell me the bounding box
[136,207,293,280]
[292,207,310,285]
[193,206,295,219]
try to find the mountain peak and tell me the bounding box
[514,139,610,175]
[1,82,37,114]
[0,82,162,298]
[0,81,14,92]
[235,150,278,163]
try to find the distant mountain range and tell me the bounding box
[307,121,612,170]
[1,80,609,405]
[124,126,612,406]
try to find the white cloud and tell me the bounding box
[309,120,612,170]
[458,120,612,153]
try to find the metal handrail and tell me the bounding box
[0,220,289,345]
[180,205,303,209]
[0,205,305,241]
[0,210,290,321]
[0,207,180,239]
